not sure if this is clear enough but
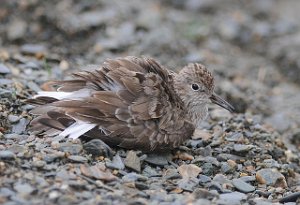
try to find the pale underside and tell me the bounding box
[29,56,195,151]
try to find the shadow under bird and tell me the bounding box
[28,56,234,151]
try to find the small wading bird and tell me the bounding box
[28,56,234,152]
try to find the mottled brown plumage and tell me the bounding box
[28,56,234,151]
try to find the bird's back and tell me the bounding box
[28,56,195,151]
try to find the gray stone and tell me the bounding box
[177,177,200,192]
[67,155,88,163]
[233,144,253,152]
[217,192,247,205]
[106,154,125,170]
[11,118,29,134]
[0,150,16,160]
[256,168,287,188]
[59,143,83,155]
[144,153,171,166]
[14,183,34,196]
[7,19,27,40]
[232,178,255,193]
[124,151,141,172]
[8,115,20,123]
[0,63,11,74]
[122,172,148,182]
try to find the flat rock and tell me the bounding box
[67,155,88,163]
[14,183,34,196]
[0,63,11,74]
[232,178,255,193]
[178,164,202,178]
[124,151,141,172]
[106,154,125,170]
[256,168,287,188]
[144,153,171,166]
[0,150,16,160]
[217,192,247,205]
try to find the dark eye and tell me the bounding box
[191,83,200,91]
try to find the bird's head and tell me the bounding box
[174,63,234,127]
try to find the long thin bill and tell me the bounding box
[210,93,235,113]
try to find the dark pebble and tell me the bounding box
[279,192,300,203]
[232,178,255,193]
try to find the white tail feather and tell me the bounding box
[34,89,92,100]
[59,122,96,139]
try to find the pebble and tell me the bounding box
[68,155,88,163]
[14,183,34,196]
[233,144,253,152]
[20,44,47,56]
[7,19,27,40]
[11,118,29,134]
[178,164,202,178]
[201,163,215,176]
[7,114,20,123]
[279,192,300,203]
[144,153,170,166]
[83,139,114,157]
[198,174,212,184]
[124,151,141,172]
[177,177,199,191]
[122,172,148,183]
[217,192,247,205]
[256,168,287,188]
[106,154,125,170]
[232,178,255,193]
[0,150,16,160]
[0,63,11,74]
[59,142,83,155]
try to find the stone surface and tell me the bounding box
[256,168,287,188]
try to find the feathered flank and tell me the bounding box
[27,56,234,151]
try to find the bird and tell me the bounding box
[27,56,234,152]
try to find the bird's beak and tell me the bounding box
[210,93,235,113]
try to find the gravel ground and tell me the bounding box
[1,1,300,204]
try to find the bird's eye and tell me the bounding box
[191,83,200,91]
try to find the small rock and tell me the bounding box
[177,177,200,192]
[32,160,46,168]
[0,63,11,74]
[0,88,12,98]
[68,155,88,163]
[7,19,27,40]
[0,150,16,160]
[124,151,141,172]
[256,168,287,188]
[240,175,256,182]
[8,144,27,154]
[192,188,218,200]
[225,132,244,142]
[7,114,20,123]
[217,192,247,205]
[83,139,114,157]
[201,162,215,176]
[192,129,212,140]
[233,144,253,152]
[232,178,255,193]
[178,164,202,178]
[11,118,29,134]
[80,163,117,182]
[279,192,300,203]
[144,153,171,166]
[59,143,83,155]
[21,44,47,56]
[106,154,125,170]
[122,172,148,182]
[198,174,211,184]
[14,183,34,196]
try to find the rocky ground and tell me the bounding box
[1,0,300,204]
